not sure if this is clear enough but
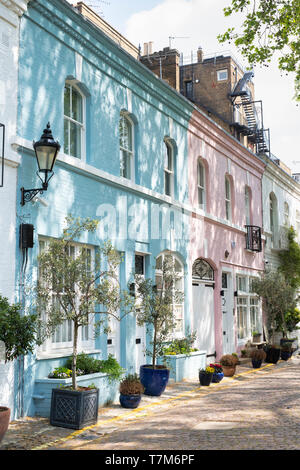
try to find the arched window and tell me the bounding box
[164,140,174,197]
[197,160,206,210]
[64,82,84,159]
[119,113,134,180]
[192,258,214,281]
[225,176,232,221]
[269,193,278,246]
[245,186,251,225]
[284,202,290,226]
[155,253,184,335]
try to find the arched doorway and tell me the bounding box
[192,259,215,358]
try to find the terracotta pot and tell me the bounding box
[222,365,236,377]
[0,407,10,444]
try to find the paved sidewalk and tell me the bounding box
[1,356,299,450]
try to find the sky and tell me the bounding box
[70,0,300,174]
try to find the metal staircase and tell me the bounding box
[231,73,270,157]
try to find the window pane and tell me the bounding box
[70,121,81,159]
[120,150,131,179]
[165,171,171,196]
[64,85,71,117]
[64,119,69,155]
[198,162,204,187]
[72,88,83,123]
[198,187,204,206]
[119,115,132,151]
[225,178,230,200]
[166,144,173,171]
[135,255,144,275]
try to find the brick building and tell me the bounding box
[140,45,269,158]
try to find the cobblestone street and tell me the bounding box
[2,356,300,451]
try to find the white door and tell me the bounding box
[192,282,215,356]
[135,321,146,373]
[222,272,235,354]
[107,315,121,363]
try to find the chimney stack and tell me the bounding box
[197,46,203,63]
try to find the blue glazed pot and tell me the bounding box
[199,371,213,386]
[140,365,170,396]
[280,350,291,361]
[119,393,142,409]
[212,372,224,383]
[252,359,262,368]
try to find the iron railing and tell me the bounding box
[245,225,262,252]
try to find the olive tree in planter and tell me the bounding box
[36,216,134,429]
[133,254,184,396]
[0,296,39,442]
[252,271,297,344]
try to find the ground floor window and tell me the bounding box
[236,274,262,341]
[38,238,95,356]
[155,252,184,336]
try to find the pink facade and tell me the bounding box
[188,110,266,360]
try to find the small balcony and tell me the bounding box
[245,225,262,252]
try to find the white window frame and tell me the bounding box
[225,176,231,221]
[164,140,174,198]
[155,252,184,337]
[63,82,85,160]
[236,274,262,341]
[284,202,290,226]
[38,238,95,356]
[245,186,251,225]
[197,159,206,210]
[269,193,278,247]
[217,69,228,81]
[119,113,134,181]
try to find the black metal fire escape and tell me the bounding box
[230,72,270,158]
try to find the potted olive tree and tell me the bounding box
[133,254,184,396]
[36,215,134,429]
[0,296,39,442]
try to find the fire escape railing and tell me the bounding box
[0,123,4,188]
[245,225,262,252]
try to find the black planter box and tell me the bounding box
[50,387,99,430]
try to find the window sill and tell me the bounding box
[36,348,102,361]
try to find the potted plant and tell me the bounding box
[280,342,292,361]
[250,348,266,368]
[264,344,281,364]
[0,295,39,442]
[119,374,144,409]
[219,354,236,377]
[252,330,262,343]
[36,216,134,429]
[209,363,224,383]
[199,366,215,386]
[134,254,184,396]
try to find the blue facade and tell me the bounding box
[14,0,195,418]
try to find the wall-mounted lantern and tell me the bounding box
[21,122,60,205]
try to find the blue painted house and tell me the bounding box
[12,0,198,418]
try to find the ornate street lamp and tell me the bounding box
[21,122,60,205]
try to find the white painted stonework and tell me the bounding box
[0,0,28,415]
[262,158,300,271]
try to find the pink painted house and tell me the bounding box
[187,109,266,361]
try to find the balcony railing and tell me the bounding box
[245,225,262,252]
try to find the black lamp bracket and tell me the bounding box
[20,171,53,205]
